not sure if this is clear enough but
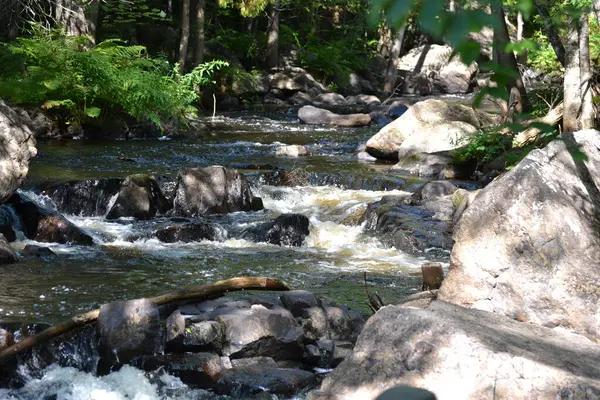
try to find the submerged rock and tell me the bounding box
[21,244,56,259]
[0,234,18,264]
[298,105,372,127]
[133,353,224,388]
[106,174,171,220]
[440,130,600,341]
[41,178,123,217]
[0,100,37,203]
[8,192,94,245]
[153,221,225,243]
[309,301,600,400]
[215,366,316,397]
[173,166,262,217]
[0,206,17,242]
[360,195,452,258]
[275,145,310,157]
[239,214,310,247]
[97,299,163,366]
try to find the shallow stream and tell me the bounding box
[0,111,450,399]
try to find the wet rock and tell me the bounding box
[41,178,123,217]
[156,175,177,205]
[0,234,17,265]
[346,94,381,108]
[398,44,477,95]
[216,304,304,361]
[386,101,409,119]
[276,144,309,157]
[0,328,13,351]
[106,174,171,220]
[0,100,37,203]
[300,307,328,340]
[360,196,452,257]
[173,166,261,217]
[133,353,223,389]
[215,366,316,397]
[311,301,600,400]
[316,93,347,106]
[269,67,327,93]
[153,221,225,243]
[281,290,321,317]
[410,181,459,203]
[8,192,94,245]
[391,151,462,179]
[262,168,310,187]
[289,91,314,106]
[304,340,333,368]
[325,307,364,342]
[182,321,223,353]
[0,205,17,242]
[451,188,480,224]
[97,298,163,365]
[366,99,496,161]
[241,214,310,247]
[165,310,185,352]
[231,357,278,369]
[298,105,371,127]
[22,244,56,259]
[439,130,600,341]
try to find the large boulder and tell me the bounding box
[0,100,37,203]
[8,192,94,245]
[216,366,316,397]
[366,99,494,161]
[106,174,171,220]
[439,130,600,341]
[153,221,226,243]
[237,214,311,247]
[309,300,600,400]
[298,106,372,127]
[398,44,478,95]
[173,166,262,217]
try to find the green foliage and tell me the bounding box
[527,31,562,76]
[218,0,272,17]
[0,25,227,129]
[451,129,513,169]
[526,84,563,117]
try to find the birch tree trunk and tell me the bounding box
[194,0,206,66]
[265,0,280,69]
[178,0,191,73]
[491,0,526,112]
[563,19,582,133]
[383,25,406,95]
[580,13,595,129]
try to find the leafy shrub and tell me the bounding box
[527,31,562,78]
[451,128,513,171]
[0,24,227,129]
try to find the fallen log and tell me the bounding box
[512,102,563,148]
[0,276,289,365]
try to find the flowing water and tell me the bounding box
[0,111,451,399]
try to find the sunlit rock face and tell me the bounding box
[309,301,600,400]
[440,130,600,341]
[0,100,37,203]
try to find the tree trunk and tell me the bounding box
[516,11,527,64]
[563,18,582,133]
[179,0,191,73]
[377,22,393,59]
[448,0,456,12]
[383,25,406,95]
[265,0,280,69]
[534,1,566,67]
[55,0,92,37]
[491,0,526,111]
[580,13,595,129]
[84,0,99,43]
[194,0,206,66]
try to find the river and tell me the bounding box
[0,111,449,399]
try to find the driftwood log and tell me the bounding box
[0,276,289,365]
[512,102,564,147]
